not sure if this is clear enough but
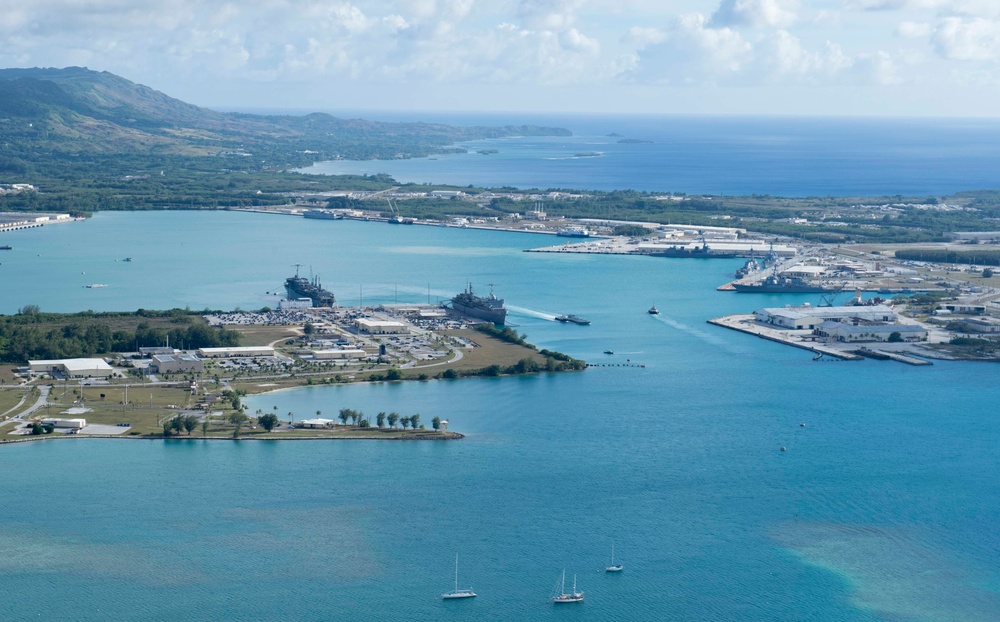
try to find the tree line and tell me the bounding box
[0,308,240,363]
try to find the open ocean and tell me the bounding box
[1,211,998,621]
[299,113,1000,196]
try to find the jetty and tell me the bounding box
[708,315,863,360]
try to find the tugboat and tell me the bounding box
[648,305,659,315]
[555,314,591,325]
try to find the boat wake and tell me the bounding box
[506,305,559,321]
[652,314,736,350]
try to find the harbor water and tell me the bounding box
[0,211,998,621]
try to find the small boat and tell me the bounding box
[603,350,614,355]
[84,284,109,288]
[605,543,623,573]
[442,554,476,600]
[0,245,11,250]
[555,314,591,325]
[552,569,584,603]
[648,305,659,315]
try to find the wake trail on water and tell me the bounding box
[652,314,737,351]
[506,305,559,321]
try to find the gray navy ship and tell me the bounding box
[450,284,507,325]
[285,266,336,306]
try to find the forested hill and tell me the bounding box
[0,66,570,164]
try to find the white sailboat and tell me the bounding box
[552,569,584,603]
[605,543,623,572]
[442,554,476,599]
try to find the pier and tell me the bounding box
[707,315,863,361]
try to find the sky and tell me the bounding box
[3,0,1000,116]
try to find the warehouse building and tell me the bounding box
[754,305,897,330]
[312,349,367,360]
[28,358,114,378]
[816,321,927,343]
[354,319,409,335]
[197,346,275,358]
[151,353,205,374]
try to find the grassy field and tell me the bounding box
[0,388,28,415]
[230,325,301,347]
[411,328,548,375]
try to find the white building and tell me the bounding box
[197,346,275,358]
[312,349,366,360]
[355,319,409,335]
[816,321,927,343]
[40,418,87,429]
[755,305,897,330]
[296,418,334,429]
[279,298,313,310]
[152,354,204,374]
[29,358,114,378]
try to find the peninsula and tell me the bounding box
[0,305,585,443]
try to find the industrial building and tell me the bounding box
[296,418,334,429]
[354,319,409,335]
[312,349,366,360]
[40,418,87,429]
[955,318,1000,334]
[754,305,897,330]
[151,353,205,374]
[816,321,927,343]
[279,298,313,310]
[28,358,114,378]
[197,346,275,358]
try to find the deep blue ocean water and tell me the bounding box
[300,114,1000,196]
[1,212,998,621]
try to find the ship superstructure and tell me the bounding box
[449,284,507,325]
[285,265,336,307]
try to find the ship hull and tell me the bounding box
[285,279,335,306]
[451,301,507,325]
[731,284,835,293]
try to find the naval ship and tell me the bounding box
[285,266,336,306]
[449,284,507,325]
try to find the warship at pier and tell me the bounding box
[285,266,336,307]
[449,284,507,325]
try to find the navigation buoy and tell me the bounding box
[780,447,787,452]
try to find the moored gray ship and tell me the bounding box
[285,267,336,307]
[449,284,507,325]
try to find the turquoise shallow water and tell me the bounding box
[1,212,998,621]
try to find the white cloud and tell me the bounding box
[932,17,1000,61]
[844,0,1000,17]
[710,0,799,29]
[623,26,667,48]
[897,21,933,37]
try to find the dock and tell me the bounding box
[707,315,863,360]
[853,348,933,366]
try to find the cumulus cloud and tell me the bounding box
[932,17,1000,60]
[844,0,1000,16]
[709,0,799,29]
[897,21,933,37]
